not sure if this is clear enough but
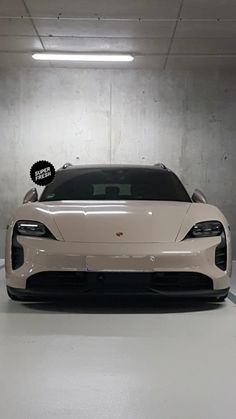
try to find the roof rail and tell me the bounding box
[59,163,73,170]
[61,162,73,169]
[154,163,167,169]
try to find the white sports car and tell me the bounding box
[5,164,231,301]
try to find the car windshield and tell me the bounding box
[40,168,191,202]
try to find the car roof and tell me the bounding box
[58,163,171,172]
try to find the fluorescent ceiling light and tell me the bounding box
[32,53,134,62]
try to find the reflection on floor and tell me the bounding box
[1,267,236,418]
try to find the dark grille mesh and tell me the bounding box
[26,271,213,293]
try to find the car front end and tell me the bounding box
[5,195,231,301]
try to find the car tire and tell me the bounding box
[7,288,21,301]
[217,294,228,302]
[209,292,229,302]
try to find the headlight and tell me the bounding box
[186,221,223,238]
[16,220,55,238]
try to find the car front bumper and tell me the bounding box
[5,235,231,297]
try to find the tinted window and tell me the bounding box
[40,168,191,202]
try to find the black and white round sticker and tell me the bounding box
[30,160,55,186]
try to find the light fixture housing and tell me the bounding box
[16,220,55,239]
[32,53,134,62]
[186,221,223,238]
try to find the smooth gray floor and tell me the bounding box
[1,267,236,419]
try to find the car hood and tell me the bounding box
[25,201,192,243]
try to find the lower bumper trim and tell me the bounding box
[7,285,230,302]
[7,270,229,301]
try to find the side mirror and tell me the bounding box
[23,188,38,204]
[192,189,207,204]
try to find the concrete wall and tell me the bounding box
[0,68,236,257]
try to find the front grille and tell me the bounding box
[150,273,213,291]
[26,271,213,293]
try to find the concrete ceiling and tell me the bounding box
[0,0,236,69]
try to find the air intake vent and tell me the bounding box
[11,225,24,270]
[215,230,227,271]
